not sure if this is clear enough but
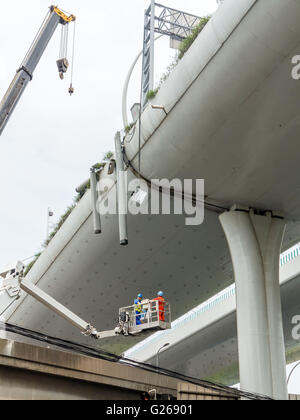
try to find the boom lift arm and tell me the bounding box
[0,6,75,135]
[0,262,116,339]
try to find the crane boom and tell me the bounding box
[0,6,75,135]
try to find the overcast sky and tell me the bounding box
[1,1,299,395]
[0,0,217,268]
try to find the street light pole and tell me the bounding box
[156,342,170,368]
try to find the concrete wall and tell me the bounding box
[0,365,139,400]
[0,337,179,400]
[177,383,238,401]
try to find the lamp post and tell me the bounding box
[156,342,170,368]
[287,361,300,387]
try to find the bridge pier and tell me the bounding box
[219,208,288,400]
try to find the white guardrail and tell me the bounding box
[125,243,300,358]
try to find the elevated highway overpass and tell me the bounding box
[2,179,300,354]
[1,0,300,399]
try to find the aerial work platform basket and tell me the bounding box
[118,299,171,335]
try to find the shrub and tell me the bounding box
[146,89,159,100]
[125,123,135,134]
[178,17,211,59]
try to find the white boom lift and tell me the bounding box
[0,5,76,136]
[0,262,171,340]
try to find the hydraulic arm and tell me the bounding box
[0,262,102,339]
[0,262,133,340]
[0,6,75,135]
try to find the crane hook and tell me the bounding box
[68,84,74,96]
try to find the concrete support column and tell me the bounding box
[263,216,288,400]
[219,209,287,400]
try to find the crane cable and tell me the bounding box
[57,19,76,95]
[69,19,76,96]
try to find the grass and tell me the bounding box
[153,16,211,94]
[125,123,135,134]
[146,89,159,101]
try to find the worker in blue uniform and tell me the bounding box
[134,293,143,325]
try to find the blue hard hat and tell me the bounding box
[158,291,164,297]
[138,293,143,298]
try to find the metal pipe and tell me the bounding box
[114,132,128,246]
[122,35,163,129]
[90,169,101,234]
